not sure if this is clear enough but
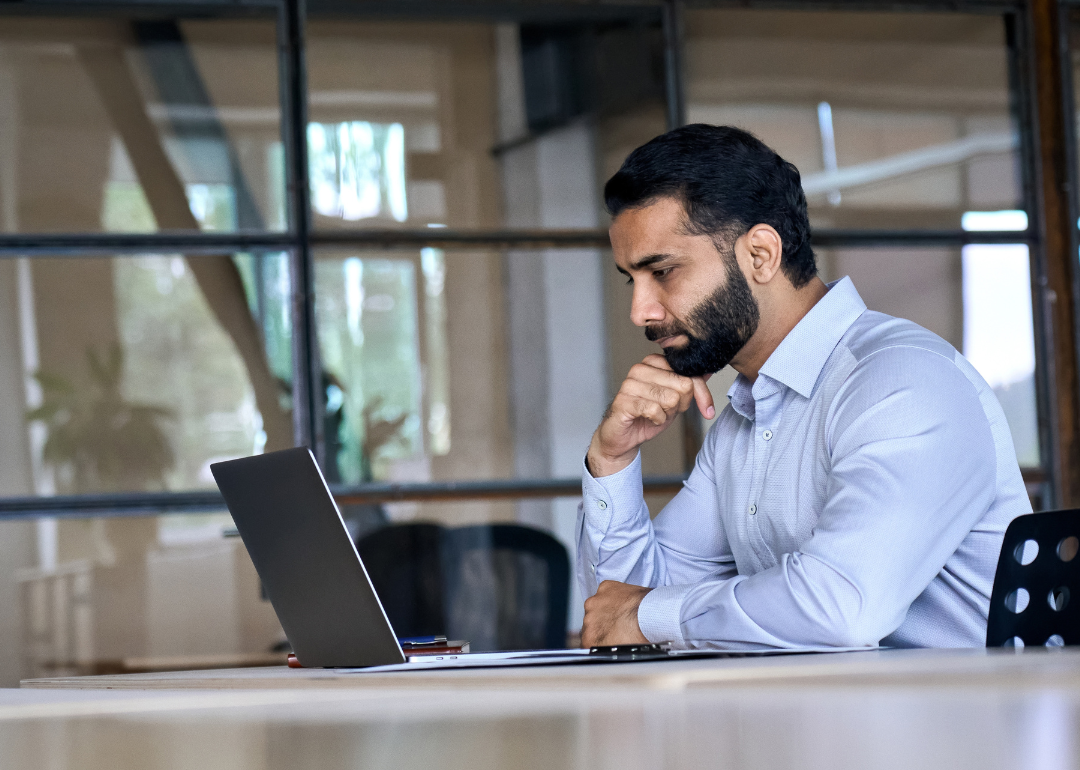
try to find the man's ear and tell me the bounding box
[745,224,783,285]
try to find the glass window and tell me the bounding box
[0,18,284,234]
[315,250,441,484]
[314,244,684,486]
[304,19,666,231]
[10,515,284,681]
[683,10,1022,231]
[0,252,291,498]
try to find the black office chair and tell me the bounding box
[986,509,1080,648]
[356,522,571,652]
[442,524,570,651]
[356,523,446,639]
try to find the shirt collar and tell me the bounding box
[727,277,867,406]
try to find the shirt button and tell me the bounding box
[591,564,596,574]
[597,500,608,510]
[762,430,773,441]
[748,504,757,515]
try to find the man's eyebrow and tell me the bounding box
[627,253,673,271]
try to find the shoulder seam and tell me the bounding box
[849,341,958,369]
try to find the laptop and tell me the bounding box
[212,447,634,669]
[211,448,862,670]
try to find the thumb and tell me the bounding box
[692,376,715,419]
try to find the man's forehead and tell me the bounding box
[609,198,704,270]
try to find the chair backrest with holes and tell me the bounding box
[986,509,1080,648]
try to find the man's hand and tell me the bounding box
[580,580,652,647]
[587,354,714,477]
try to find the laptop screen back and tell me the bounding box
[211,448,405,667]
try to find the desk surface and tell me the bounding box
[5,648,1080,770]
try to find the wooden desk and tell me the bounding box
[4,648,1080,770]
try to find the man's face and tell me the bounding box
[610,197,760,377]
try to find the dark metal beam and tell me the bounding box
[1025,0,1080,507]
[311,228,613,250]
[662,0,686,131]
[810,229,1035,247]
[0,476,690,519]
[0,467,1050,520]
[0,1,278,19]
[1008,11,1057,510]
[681,0,1020,12]
[2,0,1021,16]
[0,232,293,256]
[279,0,323,459]
[306,0,663,23]
[0,228,1036,257]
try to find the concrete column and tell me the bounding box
[496,26,607,633]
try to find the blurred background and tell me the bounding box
[0,0,1075,685]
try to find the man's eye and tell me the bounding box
[624,276,634,285]
[653,267,674,279]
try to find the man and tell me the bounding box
[578,124,1031,650]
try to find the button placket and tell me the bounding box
[745,392,783,566]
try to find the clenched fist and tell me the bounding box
[581,580,652,647]
[586,354,714,478]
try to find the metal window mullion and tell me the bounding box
[0,233,294,256]
[278,0,323,460]
[677,0,1021,12]
[0,229,1034,258]
[1012,6,1065,509]
[662,0,687,131]
[663,0,702,474]
[1059,1,1080,504]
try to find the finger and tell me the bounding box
[692,377,715,420]
[613,393,671,427]
[641,353,672,371]
[631,398,669,426]
[627,362,696,398]
[620,379,688,416]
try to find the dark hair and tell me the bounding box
[604,124,816,289]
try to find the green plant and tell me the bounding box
[27,345,175,494]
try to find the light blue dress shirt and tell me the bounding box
[577,277,1032,649]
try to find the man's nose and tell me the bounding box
[630,284,666,327]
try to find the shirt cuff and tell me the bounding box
[581,452,643,536]
[637,584,691,647]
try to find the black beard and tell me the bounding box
[645,258,760,378]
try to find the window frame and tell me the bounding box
[0,0,1063,518]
